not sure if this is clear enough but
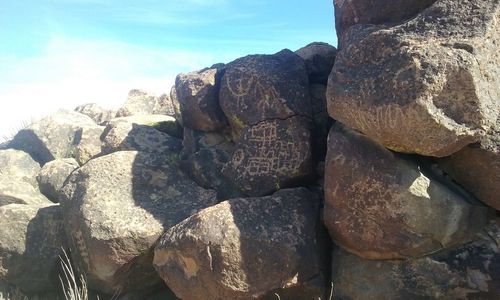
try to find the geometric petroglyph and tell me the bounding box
[73,229,91,269]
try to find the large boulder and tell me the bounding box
[323,124,489,259]
[74,125,106,165]
[116,90,174,117]
[0,204,64,293]
[222,117,314,196]
[36,158,79,202]
[154,188,328,300]
[440,124,500,211]
[0,149,41,189]
[75,103,117,125]
[334,0,436,46]
[0,177,51,206]
[328,0,500,157]
[295,42,337,84]
[60,151,217,294]
[8,110,101,164]
[101,122,182,155]
[331,220,500,300]
[219,49,312,139]
[174,67,227,132]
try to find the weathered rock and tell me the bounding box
[154,188,327,300]
[36,158,79,202]
[175,68,227,131]
[0,204,64,293]
[169,85,182,124]
[74,125,106,165]
[108,114,177,128]
[219,49,312,139]
[116,90,172,117]
[8,110,100,164]
[323,124,489,259]
[60,151,217,294]
[180,127,233,159]
[328,0,500,157]
[334,0,436,46]
[0,177,52,206]
[331,220,500,300]
[155,93,176,116]
[101,122,182,155]
[222,117,314,196]
[295,42,337,84]
[75,103,117,125]
[0,149,41,189]
[440,124,500,210]
[310,84,334,161]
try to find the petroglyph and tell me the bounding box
[73,229,91,269]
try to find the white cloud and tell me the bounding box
[0,36,219,141]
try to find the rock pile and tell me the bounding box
[0,1,498,299]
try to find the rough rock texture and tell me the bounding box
[310,84,334,161]
[0,149,41,189]
[156,93,176,116]
[154,188,327,300]
[74,125,106,165]
[102,122,182,155]
[222,117,314,196]
[169,85,182,124]
[334,0,437,46]
[331,220,500,300]
[323,124,489,259]
[36,158,79,202]
[116,90,174,117]
[440,125,500,210]
[60,151,217,294]
[175,68,227,131]
[0,177,52,206]
[295,42,337,84]
[75,103,117,125]
[328,0,500,157]
[219,49,312,139]
[0,204,64,293]
[9,110,100,164]
[108,114,177,127]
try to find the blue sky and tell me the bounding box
[0,0,336,140]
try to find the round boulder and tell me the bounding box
[60,151,217,294]
[295,42,337,84]
[324,124,489,259]
[36,158,79,202]
[154,188,327,300]
[0,149,41,189]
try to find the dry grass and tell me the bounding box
[58,249,89,300]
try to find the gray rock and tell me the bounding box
[108,114,177,128]
[0,149,41,189]
[0,204,64,293]
[323,124,489,259]
[102,122,182,155]
[116,89,171,117]
[74,125,106,165]
[8,110,100,164]
[295,42,337,84]
[154,93,176,116]
[331,220,500,300]
[175,68,227,132]
[60,151,217,295]
[327,0,500,157]
[75,103,117,125]
[0,177,52,207]
[36,158,79,202]
[169,85,182,124]
[154,188,327,300]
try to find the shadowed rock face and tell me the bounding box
[154,188,327,300]
[174,67,227,132]
[323,124,489,259]
[328,0,500,157]
[0,149,41,189]
[60,151,217,295]
[331,220,500,300]
[334,0,437,47]
[295,42,337,84]
[36,158,79,202]
[219,49,312,139]
[9,110,101,165]
[0,204,64,293]
[440,123,500,210]
[222,117,314,196]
